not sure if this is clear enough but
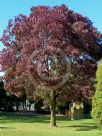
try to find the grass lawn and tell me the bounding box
[0,112,100,136]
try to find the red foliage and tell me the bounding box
[0,5,102,100]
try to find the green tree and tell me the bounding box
[92,60,102,129]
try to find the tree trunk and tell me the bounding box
[50,90,57,127]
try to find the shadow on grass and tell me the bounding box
[0,114,49,124]
[67,123,98,131]
[0,112,69,124]
[69,125,97,131]
[0,126,15,129]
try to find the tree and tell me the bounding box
[0,4,102,127]
[0,80,27,111]
[91,60,102,129]
[0,80,7,110]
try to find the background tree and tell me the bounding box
[91,60,102,129]
[0,80,27,112]
[0,5,102,127]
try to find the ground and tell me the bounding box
[0,112,100,136]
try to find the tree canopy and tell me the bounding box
[0,5,102,96]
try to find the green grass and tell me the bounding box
[0,112,100,136]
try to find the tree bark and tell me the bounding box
[50,90,57,127]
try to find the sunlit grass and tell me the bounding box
[0,112,100,136]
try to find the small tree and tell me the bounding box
[92,60,102,129]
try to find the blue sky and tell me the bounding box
[0,0,102,51]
